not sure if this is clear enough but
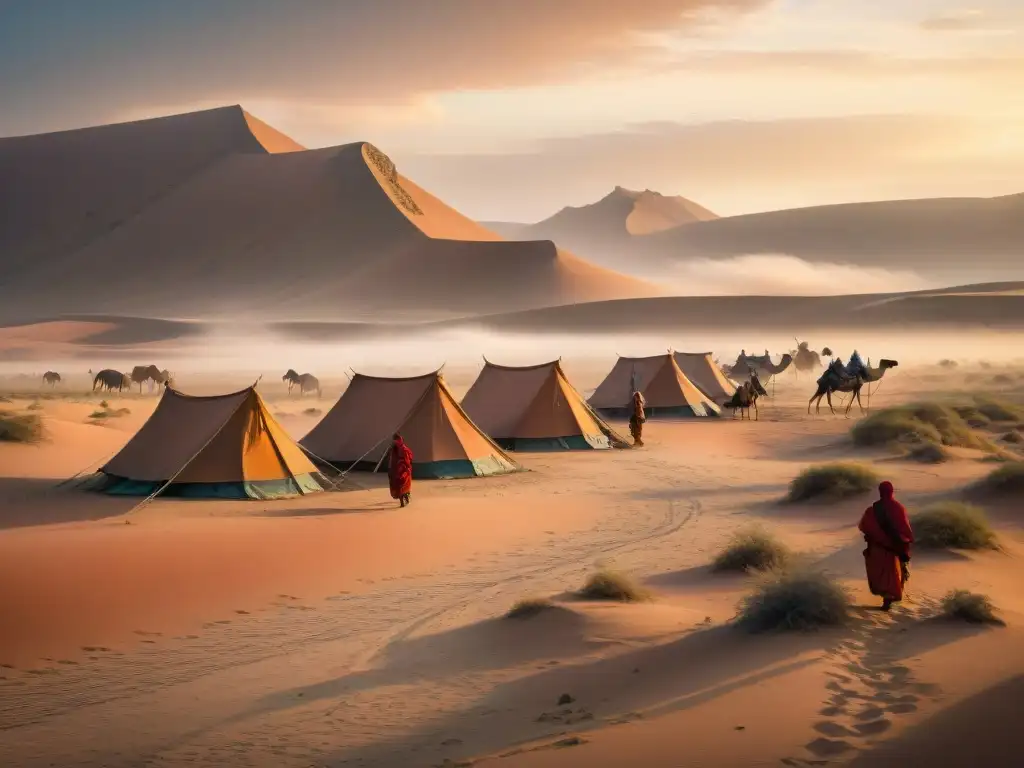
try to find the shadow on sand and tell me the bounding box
[0,477,137,529]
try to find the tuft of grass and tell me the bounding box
[99,399,109,408]
[89,407,131,420]
[912,502,997,550]
[973,398,1023,423]
[852,403,990,452]
[712,526,792,573]
[0,412,45,443]
[1002,430,1022,445]
[735,568,850,632]
[906,442,951,464]
[940,590,1004,625]
[303,407,322,416]
[973,462,1024,495]
[786,463,878,502]
[505,597,555,619]
[577,568,650,602]
[26,401,43,411]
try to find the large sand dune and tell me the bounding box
[0,107,656,323]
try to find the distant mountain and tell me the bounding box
[0,106,659,323]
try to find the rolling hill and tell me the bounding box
[0,106,658,323]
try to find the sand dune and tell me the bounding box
[0,107,656,323]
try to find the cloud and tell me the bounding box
[664,254,937,296]
[0,0,765,136]
[921,8,993,31]
[395,113,1019,220]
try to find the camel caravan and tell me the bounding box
[86,365,173,394]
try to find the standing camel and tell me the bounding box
[730,351,794,382]
[723,371,769,420]
[91,369,131,393]
[42,371,61,387]
[282,369,321,398]
[808,359,899,416]
[130,364,171,394]
[790,340,825,380]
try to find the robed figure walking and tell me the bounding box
[858,481,914,611]
[388,432,413,507]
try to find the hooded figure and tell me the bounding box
[388,432,413,507]
[858,481,914,611]
[629,390,646,447]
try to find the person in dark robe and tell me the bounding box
[858,480,914,611]
[628,390,646,447]
[388,432,413,507]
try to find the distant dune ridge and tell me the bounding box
[0,106,657,323]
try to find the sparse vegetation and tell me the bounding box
[851,403,990,452]
[973,398,1023,423]
[99,399,109,408]
[1002,430,1022,445]
[26,401,43,411]
[712,526,792,573]
[786,463,878,502]
[303,407,322,416]
[89,407,131,420]
[973,462,1024,496]
[735,568,850,632]
[912,502,997,550]
[906,443,951,464]
[577,568,650,602]
[0,412,45,443]
[505,597,555,619]
[940,590,1004,625]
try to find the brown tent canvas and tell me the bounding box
[588,353,721,418]
[673,352,738,404]
[461,359,630,450]
[301,371,522,478]
[95,385,328,499]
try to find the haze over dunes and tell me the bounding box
[0,106,656,323]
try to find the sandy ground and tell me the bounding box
[1,370,1023,767]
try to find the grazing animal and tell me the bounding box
[808,358,899,416]
[42,371,61,387]
[91,368,131,393]
[130,364,170,394]
[282,369,321,398]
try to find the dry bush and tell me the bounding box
[907,443,952,464]
[505,597,555,619]
[787,463,878,502]
[0,412,45,443]
[26,401,43,411]
[973,462,1024,496]
[940,590,1004,625]
[736,568,850,632]
[852,403,990,451]
[912,502,997,550]
[713,526,792,573]
[973,398,1022,423]
[303,407,322,416]
[578,569,650,602]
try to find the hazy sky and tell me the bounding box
[2,0,1022,220]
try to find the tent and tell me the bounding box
[673,352,738,405]
[588,354,721,418]
[461,358,631,450]
[94,385,328,499]
[301,370,522,479]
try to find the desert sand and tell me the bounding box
[2,363,1022,768]
[0,107,657,323]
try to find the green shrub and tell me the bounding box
[712,526,792,573]
[505,597,555,619]
[912,502,997,550]
[974,462,1024,495]
[852,404,988,451]
[786,463,878,502]
[578,569,650,602]
[0,412,45,443]
[736,568,850,632]
[940,590,1004,625]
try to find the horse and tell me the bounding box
[283,369,321,398]
[91,368,131,393]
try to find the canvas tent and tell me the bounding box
[301,370,522,479]
[588,354,721,418]
[673,352,738,405]
[461,358,631,450]
[94,385,328,499]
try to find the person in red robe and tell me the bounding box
[858,480,914,611]
[388,432,413,507]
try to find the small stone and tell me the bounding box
[557,693,575,706]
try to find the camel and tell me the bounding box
[723,371,768,420]
[130,364,171,394]
[730,350,794,381]
[42,371,61,387]
[789,340,826,379]
[283,369,321,398]
[808,358,899,416]
[91,368,131,393]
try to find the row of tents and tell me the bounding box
[89,352,741,501]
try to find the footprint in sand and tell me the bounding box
[57,659,79,665]
[805,737,855,758]
[234,610,251,615]
[133,630,163,637]
[814,721,856,738]
[81,646,112,653]
[854,718,892,736]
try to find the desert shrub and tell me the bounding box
[505,597,555,619]
[99,399,109,408]
[736,568,850,632]
[992,374,1013,386]
[0,412,44,443]
[1002,430,1022,444]
[974,398,1023,423]
[912,502,997,550]
[578,569,650,602]
[713,526,792,573]
[303,407,322,416]
[786,463,878,502]
[852,404,989,451]
[26,401,43,411]
[974,462,1024,495]
[907,443,951,464]
[952,405,989,425]
[89,407,130,420]
[940,590,1004,625]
